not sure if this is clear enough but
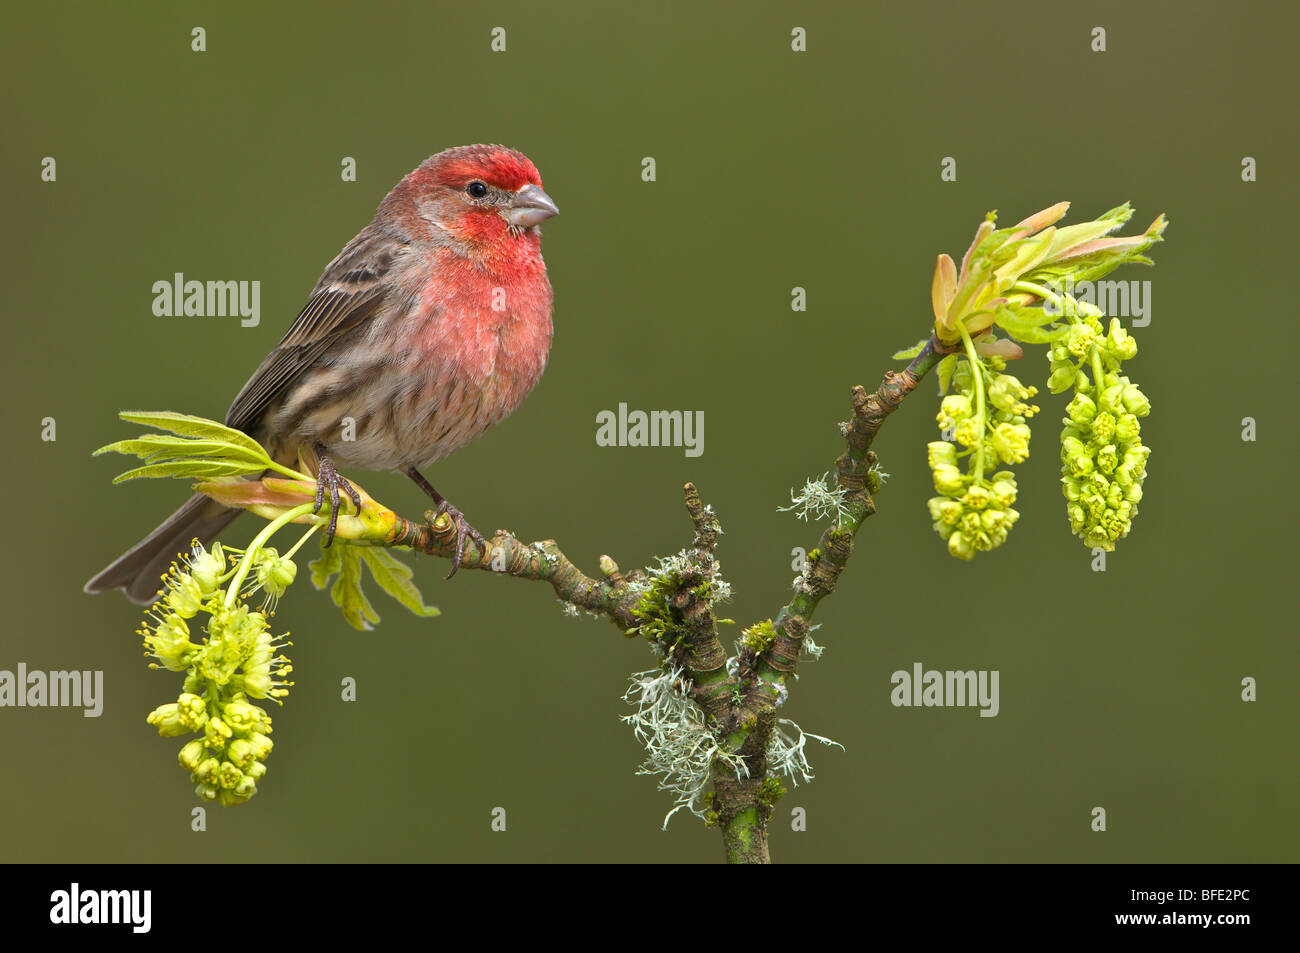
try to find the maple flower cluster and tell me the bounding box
[1050,316,1151,550]
[926,357,1040,559]
[142,541,294,806]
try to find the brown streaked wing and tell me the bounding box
[224,227,404,433]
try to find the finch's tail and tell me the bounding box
[84,494,243,605]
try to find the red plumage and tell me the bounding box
[423,145,542,193]
[87,144,559,602]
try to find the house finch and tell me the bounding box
[86,144,558,603]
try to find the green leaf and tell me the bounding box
[891,339,928,360]
[1029,249,1156,287]
[993,302,1059,330]
[117,411,268,459]
[1095,202,1135,225]
[936,353,958,396]
[993,229,1057,283]
[995,320,1067,345]
[990,302,1068,344]
[359,548,440,618]
[971,225,1023,271]
[99,412,277,481]
[1005,324,1068,344]
[95,435,270,466]
[311,542,437,630]
[329,544,380,631]
[309,543,343,590]
[1026,217,1164,288]
[1045,221,1116,260]
[111,459,271,483]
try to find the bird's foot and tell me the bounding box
[430,499,486,579]
[312,451,362,547]
[403,467,487,579]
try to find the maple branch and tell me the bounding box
[380,337,947,862]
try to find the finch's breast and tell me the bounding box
[272,250,553,472]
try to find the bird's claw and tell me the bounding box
[313,455,362,548]
[432,500,486,579]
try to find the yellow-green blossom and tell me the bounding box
[925,357,1034,559]
[1054,317,1151,550]
[142,539,296,807]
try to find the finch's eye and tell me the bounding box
[466,181,489,199]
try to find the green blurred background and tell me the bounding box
[2,0,1295,863]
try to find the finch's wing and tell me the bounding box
[225,226,405,433]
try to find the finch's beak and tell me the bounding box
[503,185,559,227]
